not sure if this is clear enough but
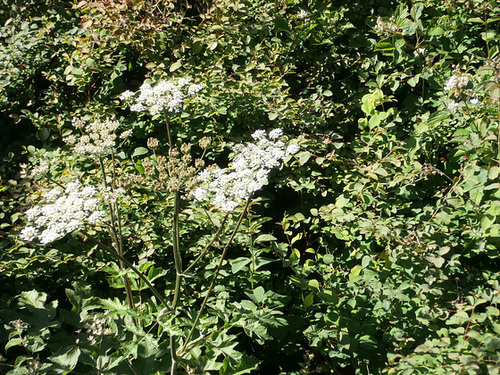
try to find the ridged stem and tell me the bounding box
[179,198,251,355]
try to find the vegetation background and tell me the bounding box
[1,0,500,374]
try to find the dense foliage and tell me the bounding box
[1,0,500,374]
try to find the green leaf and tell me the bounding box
[411,3,423,21]
[253,286,266,304]
[349,265,363,281]
[240,300,257,312]
[132,147,149,158]
[428,110,451,127]
[48,347,81,374]
[303,293,314,309]
[323,254,334,264]
[268,112,279,120]
[224,354,260,375]
[484,336,500,351]
[297,151,311,165]
[5,337,23,351]
[273,17,289,31]
[255,234,277,243]
[169,60,182,72]
[308,279,320,291]
[361,255,371,268]
[231,257,251,274]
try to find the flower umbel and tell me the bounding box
[64,117,124,159]
[121,78,203,115]
[193,129,299,212]
[84,311,113,346]
[20,181,106,244]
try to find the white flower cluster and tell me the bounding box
[297,10,309,19]
[84,312,113,346]
[64,117,129,158]
[120,78,203,115]
[374,16,399,34]
[193,129,300,212]
[414,47,427,57]
[20,181,106,244]
[447,101,462,112]
[444,73,469,92]
[20,160,49,179]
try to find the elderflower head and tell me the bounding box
[121,78,203,115]
[64,117,124,159]
[192,129,299,212]
[20,181,106,244]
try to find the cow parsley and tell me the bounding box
[193,129,299,212]
[20,181,106,244]
[121,78,203,115]
[64,117,129,159]
[444,74,469,92]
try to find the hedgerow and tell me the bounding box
[1,0,499,374]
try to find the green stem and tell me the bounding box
[170,190,181,373]
[164,113,181,375]
[171,190,182,309]
[183,214,228,274]
[497,101,500,165]
[99,157,135,309]
[78,231,170,309]
[179,198,252,356]
[165,112,173,148]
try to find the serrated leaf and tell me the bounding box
[225,353,260,375]
[5,337,23,351]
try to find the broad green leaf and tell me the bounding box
[297,151,311,165]
[255,234,277,243]
[231,257,251,274]
[323,254,334,264]
[253,286,266,304]
[308,279,320,291]
[132,147,148,158]
[169,61,182,72]
[49,347,81,374]
[303,293,314,309]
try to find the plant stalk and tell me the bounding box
[99,157,135,309]
[78,231,170,309]
[179,198,252,356]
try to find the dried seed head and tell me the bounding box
[199,136,211,149]
[147,137,160,150]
